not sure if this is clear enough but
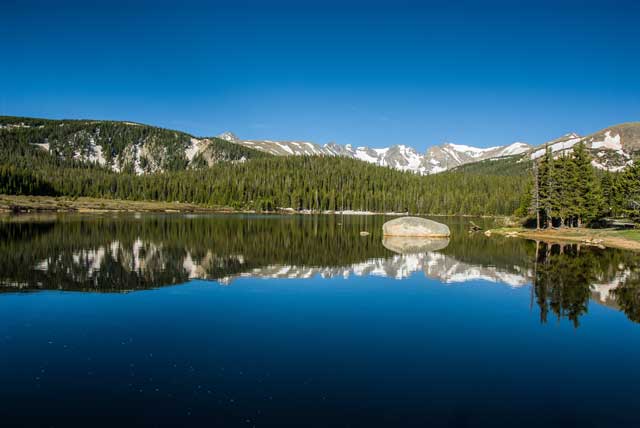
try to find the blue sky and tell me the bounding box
[1,0,639,150]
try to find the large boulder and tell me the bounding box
[382,236,450,254]
[382,216,450,237]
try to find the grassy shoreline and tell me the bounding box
[487,226,640,251]
[0,195,235,214]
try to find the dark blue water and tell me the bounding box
[1,214,639,427]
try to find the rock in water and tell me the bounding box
[382,216,450,237]
[382,236,450,254]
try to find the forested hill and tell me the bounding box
[0,116,269,174]
[0,155,529,217]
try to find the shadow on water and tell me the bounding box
[1,213,639,325]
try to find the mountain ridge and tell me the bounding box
[219,132,532,174]
[2,116,638,175]
[530,122,640,171]
[220,121,640,174]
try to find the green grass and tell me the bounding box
[612,229,640,241]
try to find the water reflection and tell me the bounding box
[1,214,639,326]
[382,236,450,253]
[533,241,640,327]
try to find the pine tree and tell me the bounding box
[572,142,602,226]
[622,160,640,221]
[537,146,553,228]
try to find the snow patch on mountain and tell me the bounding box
[73,138,106,166]
[531,133,583,159]
[500,142,531,156]
[591,131,622,151]
[185,138,202,162]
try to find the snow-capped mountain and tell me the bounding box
[423,142,531,173]
[218,132,532,175]
[530,123,640,171]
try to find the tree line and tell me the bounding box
[521,142,640,227]
[0,155,528,215]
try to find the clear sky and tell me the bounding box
[2,0,639,150]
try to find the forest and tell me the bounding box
[0,156,527,215]
[522,142,640,227]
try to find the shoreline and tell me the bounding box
[0,195,510,219]
[487,226,640,252]
[0,195,232,214]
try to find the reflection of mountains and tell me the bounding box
[1,215,639,326]
[214,252,531,286]
[3,238,531,291]
[0,215,528,292]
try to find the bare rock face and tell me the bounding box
[382,217,451,237]
[382,236,450,254]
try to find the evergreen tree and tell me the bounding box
[572,142,602,225]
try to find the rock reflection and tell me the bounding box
[382,236,450,254]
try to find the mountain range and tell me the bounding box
[1,116,638,175]
[218,131,532,174]
[219,122,640,174]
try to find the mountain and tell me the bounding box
[530,122,640,171]
[0,116,269,174]
[423,142,531,173]
[219,132,532,175]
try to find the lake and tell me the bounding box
[1,214,639,427]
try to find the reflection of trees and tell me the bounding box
[611,273,640,323]
[534,243,594,327]
[533,242,640,327]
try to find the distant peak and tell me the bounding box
[218,131,240,143]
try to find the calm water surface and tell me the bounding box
[1,214,639,427]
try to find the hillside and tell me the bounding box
[530,122,640,171]
[0,116,269,174]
